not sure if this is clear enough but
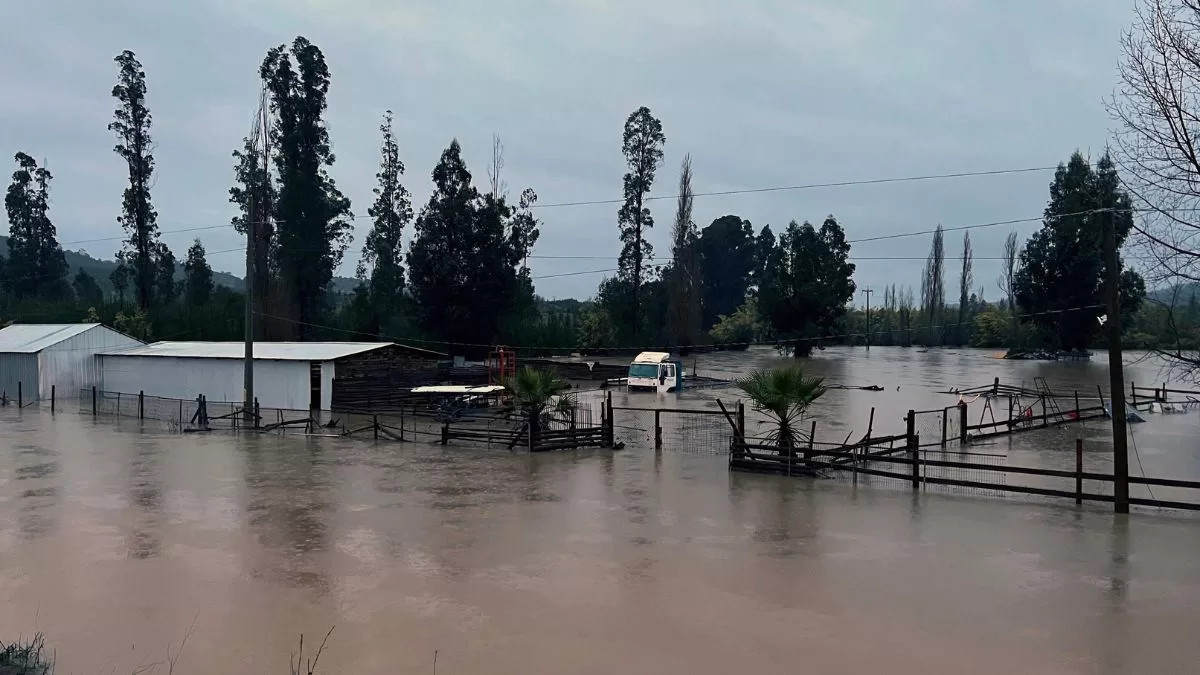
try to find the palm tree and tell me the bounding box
[504,366,575,449]
[736,365,826,454]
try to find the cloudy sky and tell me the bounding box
[2,0,1137,301]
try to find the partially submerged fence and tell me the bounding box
[77,386,611,452]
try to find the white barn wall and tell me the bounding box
[99,356,314,410]
[39,325,141,399]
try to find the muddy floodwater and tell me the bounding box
[1,347,1199,674]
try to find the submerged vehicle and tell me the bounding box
[627,351,683,392]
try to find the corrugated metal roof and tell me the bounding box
[0,324,106,353]
[100,341,399,361]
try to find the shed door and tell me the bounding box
[310,361,321,410]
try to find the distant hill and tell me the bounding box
[1149,282,1200,306]
[0,236,359,296]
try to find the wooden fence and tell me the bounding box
[731,437,1200,512]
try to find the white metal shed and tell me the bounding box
[96,341,397,411]
[0,323,144,403]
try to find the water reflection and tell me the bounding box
[126,439,162,559]
[242,435,332,592]
[13,443,59,540]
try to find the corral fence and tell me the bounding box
[77,386,610,452]
[609,399,740,454]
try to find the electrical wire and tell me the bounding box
[529,166,1058,209]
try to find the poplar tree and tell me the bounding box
[109,50,161,311]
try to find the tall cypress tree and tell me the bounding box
[261,37,353,338]
[109,50,160,311]
[357,110,411,334]
[921,225,945,345]
[4,153,68,300]
[665,153,702,347]
[616,106,665,341]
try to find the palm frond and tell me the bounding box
[736,365,826,450]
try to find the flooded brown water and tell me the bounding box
[2,347,1200,674]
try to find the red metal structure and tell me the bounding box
[488,346,516,385]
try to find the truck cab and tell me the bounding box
[628,351,682,392]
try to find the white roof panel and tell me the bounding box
[100,341,394,361]
[0,323,104,353]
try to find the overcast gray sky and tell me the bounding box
[1,0,1136,301]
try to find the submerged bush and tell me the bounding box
[0,634,52,675]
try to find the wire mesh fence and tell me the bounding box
[76,387,604,451]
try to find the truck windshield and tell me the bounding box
[628,363,660,378]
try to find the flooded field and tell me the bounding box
[1,347,1199,674]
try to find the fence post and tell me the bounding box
[400,406,406,441]
[605,391,614,446]
[1041,397,1048,427]
[17,381,22,408]
[805,419,816,462]
[910,433,921,491]
[178,398,183,428]
[50,385,55,414]
[1075,437,1084,506]
[441,421,449,445]
[1097,385,1106,414]
[958,402,967,444]
[1074,391,1081,417]
[992,377,1000,396]
[373,414,379,441]
[654,409,662,450]
[254,398,260,429]
[941,408,948,446]
[736,401,746,443]
[92,386,97,416]
[138,390,144,420]
[905,409,915,449]
[1130,381,1136,406]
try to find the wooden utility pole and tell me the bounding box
[862,287,873,350]
[243,84,270,429]
[1103,205,1130,514]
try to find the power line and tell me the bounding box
[530,165,1057,209]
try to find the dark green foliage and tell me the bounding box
[616,106,665,341]
[664,154,702,347]
[406,139,539,355]
[955,232,973,345]
[109,50,160,311]
[261,37,354,339]
[4,153,68,300]
[154,242,177,305]
[184,239,213,306]
[758,216,857,357]
[356,110,412,335]
[737,365,826,452]
[1013,152,1146,350]
[709,298,763,349]
[754,224,775,290]
[920,225,945,345]
[73,269,103,308]
[229,133,276,333]
[698,214,757,329]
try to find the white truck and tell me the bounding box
[627,351,682,393]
